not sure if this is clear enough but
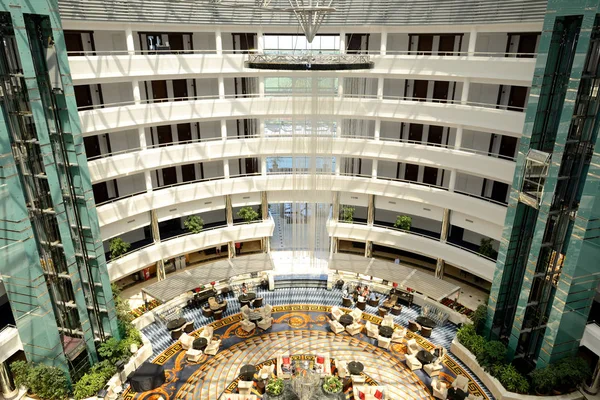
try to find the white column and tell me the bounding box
[258,77,265,97]
[145,171,153,192]
[261,157,267,176]
[335,156,341,175]
[132,80,141,105]
[377,77,384,100]
[125,27,135,55]
[138,127,146,148]
[221,119,228,139]
[461,79,470,105]
[218,77,225,99]
[215,31,223,55]
[224,159,230,179]
[257,30,264,52]
[371,159,378,179]
[455,126,463,149]
[259,119,265,138]
[380,31,388,55]
[339,30,346,54]
[338,78,344,98]
[374,119,381,140]
[449,169,457,192]
[468,27,477,56]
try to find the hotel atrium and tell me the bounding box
[1,0,600,399]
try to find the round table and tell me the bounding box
[378,325,394,338]
[166,318,187,331]
[338,314,354,327]
[348,361,364,375]
[416,350,435,365]
[416,316,437,329]
[240,364,257,381]
[248,311,263,322]
[193,337,208,351]
[238,293,257,303]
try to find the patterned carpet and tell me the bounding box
[132,288,492,400]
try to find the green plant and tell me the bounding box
[470,304,487,333]
[73,360,118,400]
[184,215,204,234]
[393,215,412,231]
[478,238,497,259]
[476,341,506,371]
[322,375,343,394]
[237,206,259,223]
[341,206,355,222]
[530,367,556,395]
[555,356,591,391]
[109,237,131,259]
[29,364,69,400]
[98,337,122,363]
[495,364,529,394]
[10,361,31,389]
[266,377,284,395]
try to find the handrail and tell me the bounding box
[108,242,155,262]
[94,173,508,209]
[87,134,516,162]
[445,241,497,262]
[67,49,537,58]
[76,92,526,112]
[0,324,17,336]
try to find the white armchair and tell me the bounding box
[257,317,273,330]
[186,348,202,362]
[314,354,331,376]
[353,385,385,400]
[204,339,221,355]
[406,338,419,355]
[405,354,422,371]
[241,305,251,319]
[277,354,293,379]
[331,306,344,321]
[238,380,253,395]
[224,395,258,400]
[466,394,483,400]
[424,357,443,377]
[350,308,363,321]
[336,360,349,378]
[240,319,256,333]
[381,314,394,328]
[262,304,273,319]
[180,332,195,350]
[258,364,275,380]
[377,335,391,350]
[328,318,345,334]
[432,378,448,399]
[365,321,379,338]
[391,327,406,343]
[199,325,213,341]
[452,375,469,392]
[346,321,363,336]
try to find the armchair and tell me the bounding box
[381,315,394,328]
[391,327,406,343]
[257,317,273,330]
[406,339,419,355]
[353,385,385,400]
[328,318,345,334]
[199,325,213,341]
[383,294,398,308]
[186,348,202,362]
[452,375,469,392]
[365,321,379,338]
[258,364,275,380]
[314,354,331,376]
[377,335,391,350]
[240,319,256,333]
[331,306,344,321]
[241,305,251,319]
[238,380,253,395]
[405,354,422,371]
[424,357,443,377]
[336,360,349,378]
[204,339,221,356]
[277,354,293,379]
[179,332,195,350]
[346,321,363,336]
[431,378,448,400]
[262,304,273,319]
[350,308,363,321]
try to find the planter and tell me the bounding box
[450,339,583,400]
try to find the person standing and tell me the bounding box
[235,242,241,255]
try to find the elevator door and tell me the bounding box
[172,79,188,100]
[404,164,419,182]
[508,86,528,111]
[408,124,423,142]
[428,125,443,145]
[74,85,94,109]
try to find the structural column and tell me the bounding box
[125,26,135,55]
[455,126,463,149]
[226,195,235,258]
[365,194,374,257]
[435,208,451,279]
[461,80,470,105]
[380,31,388,55]
[150,210,166,280]
[331,192,340,255]
[261,191,270,253]
[0,362,16,398]
[377,77,384,100]
[468,27,477,56]
[449,170,457,192]
[215,31,223,55]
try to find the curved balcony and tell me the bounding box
[326,220,496,281]
[88,136,515,184]
[78,95,526,138]
[107,219,274,282]
[97,174,506,239]
[67,51,535,86]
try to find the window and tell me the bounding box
[520,149,551,208]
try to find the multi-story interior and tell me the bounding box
[2,0,600,399]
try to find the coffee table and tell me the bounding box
[192,337,208,351]
[166,318,186,331]
[416,316,436,329]
[248,311,263,322]
[348,361,364,375]
[338,314,353,327]
[240,364,257,381]
[416,350,435,365]
[448,387,468,400]
[378,325,394,338]
[239,293,257,303]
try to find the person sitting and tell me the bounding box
[241,283,248,295]
[370,291,377,301]
[362,287,369,298]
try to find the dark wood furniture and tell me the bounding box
[416,350,435,365]
[391,288,414,307]
[378,326,394,338]
[338,314,354,327]
[378,307,389,317]
[192,337,208,351]
[416,316,436,329]
[391,305,402,315]
[166,318,187,331]
[342,297,353,307]
[356,300,366,310]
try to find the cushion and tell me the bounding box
[358,391,365,400]
[282,357,290,365]
[316,356,324,364]
[374,389,383,399]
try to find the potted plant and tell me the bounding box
[109,237,131,259]
[531,367,556,395]
[478,238,497,259]
[341,206,355,222]
[322,375,343,395]
[184,215,204,233]
[237,206,259,223]
[393,215,412,231]
[265,377,284,397]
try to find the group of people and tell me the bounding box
[342,282,378,301]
